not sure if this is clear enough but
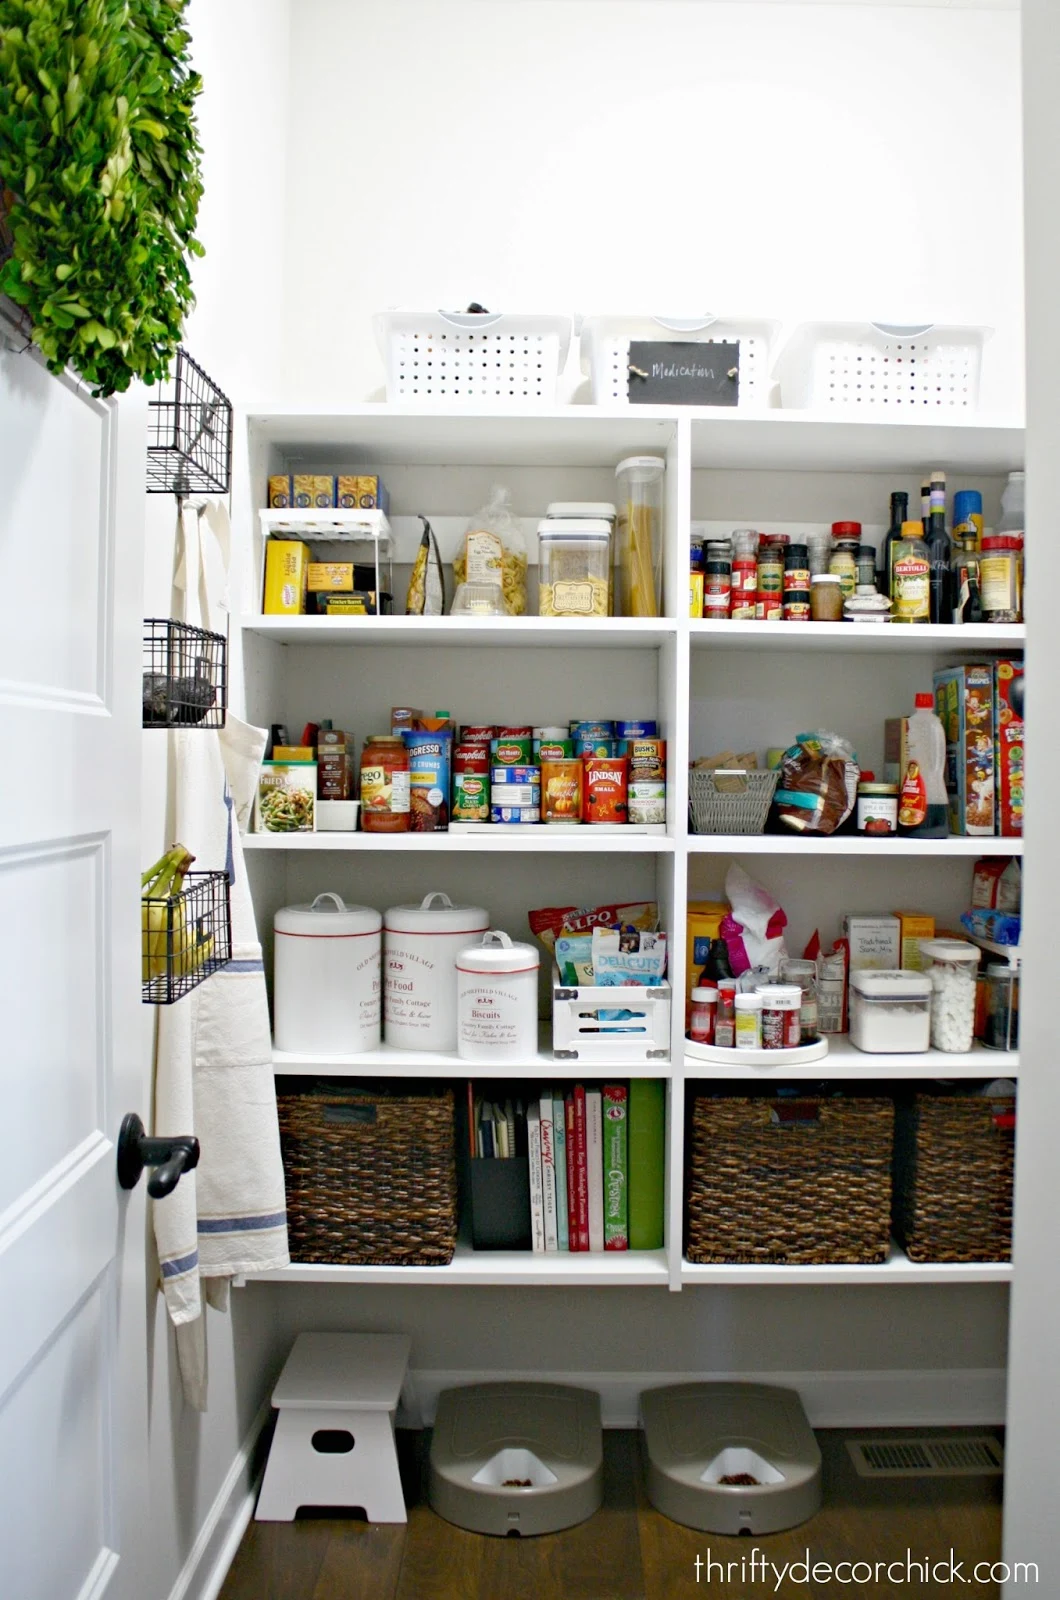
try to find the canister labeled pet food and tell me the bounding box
[274,894,382,1054]
[541,757,583,822]
[384,891,489,1051]
[583,755,629,822]
[451,742,490,823]
[456,931,540,1061]
[758,984,802,1050]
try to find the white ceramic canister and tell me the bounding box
[456,931,540,1061]
[273,893,382,1054]
[384,891,489,1051]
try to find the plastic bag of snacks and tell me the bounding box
[719,864,788,977]
[529,901,659,958]
[453,486,528,616]
[774,731,859,835]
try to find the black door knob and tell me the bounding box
[117,1113,200,1199]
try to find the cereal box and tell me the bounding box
[292,474,335,509]
[993,659,1025,836]
[933,664,996,836]
[892,911,935,971]
[263,540,309,615]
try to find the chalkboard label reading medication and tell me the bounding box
[627,340,740,406]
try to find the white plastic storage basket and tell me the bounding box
[373,310,574,404]
[579,315,779,408]
[552,967,671,1063]
[773,322,990,413]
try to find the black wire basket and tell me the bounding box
[143,618,227,729]
[142,870,232,1005]
[146,347,232,496]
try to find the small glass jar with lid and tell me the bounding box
[921,938,981,1052]
[537,518,612,617]
[810,573,844,622]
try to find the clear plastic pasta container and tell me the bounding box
[848,969,931,1054]
[537,520,612,618]
[614,456,665,617]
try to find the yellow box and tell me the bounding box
[689,572,704,618]
[292,474,335,509]
[336,474,388,511]
[893,911,935,972]
[686,900,730,1017]
[272,745,315,762]
[308,562,354,593]
[263,540,309,615]
[267,475,292,508]
[325,593,370,615]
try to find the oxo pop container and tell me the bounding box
[537,520,612,618]
[456,931,540,1061]
[384,892,490,1052]
[273,893,382,1054]
[614,456,665,618]
[848,969,931,1054]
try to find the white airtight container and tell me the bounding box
[273,893,382,1054]
[848,969,932,1054]
[456,931,540,1061]
[920,939,981,1053]
[384,892,489,1052]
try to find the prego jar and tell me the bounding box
[757,984,802,1050]
[384,892,489,1051]
[360,734,410,831]
[273,894,382,1054]
[456,930,540,1061]
[921,938,981,1052]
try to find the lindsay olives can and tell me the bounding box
[583,756,629,823]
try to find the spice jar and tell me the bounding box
[715,978,738,1048]
[734,992,764,1050]
[979,534,1024,623]
[756,544,784,621]
[689,985,718,1045]
[828,531,860,602]
[758,984,802,1049]
[731,530,758,620]
[360,734,410,832]
[810,573,844,622]
[702,543,733,621]
[783,544,811,621]
[921,938,981,1053]
[779,958,819,1042]
[807,528,833,577]
[982,962,1019,1051]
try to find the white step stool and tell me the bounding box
[256,1332,412,1523]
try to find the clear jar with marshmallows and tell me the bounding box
[920,939,981,1053]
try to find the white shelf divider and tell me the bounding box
[680,1242,1012,1287]
[691,620,1026,654]
[686,833,1023,857]
[242,614,677,649]
[273,1025,674,1080]
[246,828,675,853]
[684,1036,1017,1081]
[248,1246,672,1288]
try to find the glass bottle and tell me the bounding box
[890,522,931,624]
[879,490,908,595]
[927,469,952,625]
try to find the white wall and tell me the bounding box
[140,5,293,1597]
[281,0,1024,414]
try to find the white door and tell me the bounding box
[0,323,151,1600]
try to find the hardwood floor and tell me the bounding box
[220,1428,1004,1600]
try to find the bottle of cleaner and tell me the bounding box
[898,693,949,838]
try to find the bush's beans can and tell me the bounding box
[583,755,629,823]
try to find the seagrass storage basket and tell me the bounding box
[686,1091,894,1265]
[688,769,780,835]
[892,1089,1015,1263]
[277,1079,458,1265]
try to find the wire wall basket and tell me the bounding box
[143,618,227,729]
[146,346,232,496]
[142,869,232,1005]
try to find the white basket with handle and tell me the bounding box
[552,967,671,1062]
[579,314,779,408]
[373,309,574,404]
[773,321,991,413]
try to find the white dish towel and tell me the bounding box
[152,501,289,1409]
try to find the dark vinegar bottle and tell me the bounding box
[879,490,908,596]
[927,470,952,624]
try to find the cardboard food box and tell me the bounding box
[685,901,730,1020]
[256,761,316,832]
[892,911,935,972]
[972,857,1022,913]
[933,664,996,836]
[842,914,901,972]
[292,474,335,509]
[317,729,353,801]
[993,659,1025,836]
[267,474,293,508]
[308,562,354,592]
[263,540,309,615]
[883,716,910,786]
[336,474,390,513]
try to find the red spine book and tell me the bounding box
[564,1091,580,1251]
[573,1084,590,1251]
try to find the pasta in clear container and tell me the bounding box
[614,455,665,617]
[537,520,612,618]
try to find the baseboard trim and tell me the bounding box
[165,1397,272,1600]
[405,1368,1007,1430]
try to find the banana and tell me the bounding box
[142,845,196,983]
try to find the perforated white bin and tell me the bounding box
[373,310,574,404]
[552,967,671,1063]
[773,321,990,413]
[579,315,779,408]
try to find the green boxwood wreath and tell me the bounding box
[0,0,204,396]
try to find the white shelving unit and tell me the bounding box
[237,403,1023,1293]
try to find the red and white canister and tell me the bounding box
[456,931,540,1061]
[273,893,382,1054]
[384,891,490,1051]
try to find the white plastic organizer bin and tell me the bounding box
[579,315,779,408]
[772,322,990,413]
[373,310,574,404]
[552,967,671,1063]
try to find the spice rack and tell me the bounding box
[234,403,1023,1290]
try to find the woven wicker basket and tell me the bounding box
[686,1093,894,1264]
[893,1091,1015,1263]
[689,769,779,835]
[277,1079,458,1265]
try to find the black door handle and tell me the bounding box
[117,1113,200,1199]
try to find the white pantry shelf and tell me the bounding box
[684,1036,1017,1081]
[686,833,1023,857]
[687,409,1025,474]
[691,620,1026,654]
[242,614,677,649]
[680,1244,1012,1287]
[246,828,675,853]
[273,1028,673,1079]
[247,1245,671,1288]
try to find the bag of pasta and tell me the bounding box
[452,485,528,616]
[774,731,859,835]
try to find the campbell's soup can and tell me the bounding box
[583,755,629,823]
[452,743,490,823]
[459,725,496,745]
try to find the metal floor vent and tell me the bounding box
[846,1436,1004,1479]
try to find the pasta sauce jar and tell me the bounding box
[360,734,410,832]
